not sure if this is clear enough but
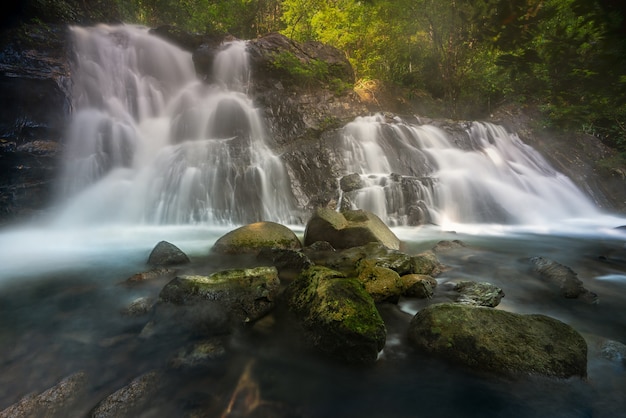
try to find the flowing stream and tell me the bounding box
[1,24,625,417]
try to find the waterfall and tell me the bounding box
[337,114,600,227]
[55,24,295,226]
[54,24,605,229]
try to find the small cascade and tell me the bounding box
[55,25,295,225]
[337,114,599,226]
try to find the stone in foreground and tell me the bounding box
[408,303,587,378]
[286,266,386,364]
[212,221,302,255]
[303,208,400,250]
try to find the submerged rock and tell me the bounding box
[212,221,302,255]
[120,297,154,317]
[0,371,87,418]
[90,371,161,418]
[303,208,400,250]
[154,266,280,336]
[408,303,587,378]
[285,266,386,363]
[124,267,176,285]
[529,256,598,302]
[147,241,190,267]
[169,337,228,371]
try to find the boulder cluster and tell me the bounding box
[3,208,604,417]
[126,208,588,380]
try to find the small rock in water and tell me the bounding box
[124,267,176,285]
[598,339,626,367]
[450,280,505,307]
[120,296,154,316]
[529,256,598,303]
[169,337,228,370]
[147,241,190,266]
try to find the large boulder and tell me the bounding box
[303,208,400,250]
[154,266,280,336]
[408,304,587,378]
[285,266,386,364]
[212,221,302,255]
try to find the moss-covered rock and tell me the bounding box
[411,250,443,276]
[408,303,587,378]
[356,259,404,303]
[212,221,302,255]
[401,274,437,298]
[303,208,400,250]
[155,266,280,336]
[286,266,386,364]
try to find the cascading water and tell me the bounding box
[55,24,295,225]
[337,114,600,228]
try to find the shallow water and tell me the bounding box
[0,221,625,417]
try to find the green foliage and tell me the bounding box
[269,50,351,93]
[14,0,626,151]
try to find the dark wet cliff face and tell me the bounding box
[0,24,71,223]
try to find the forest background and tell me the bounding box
[5,0,626,160]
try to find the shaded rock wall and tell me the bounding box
[0,24,71,223]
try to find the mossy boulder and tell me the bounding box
[286,266,386,363]
[212,221,302,255]
[147,241,190,266]
[411,250,443,276]
[356,259,404,303]
[312,242,421,276]
[408,304,587,378]
[303,208,400,250]
[155,266,280,336]
[401,274,437,298]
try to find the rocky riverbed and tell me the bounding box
[1,210,625,417]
